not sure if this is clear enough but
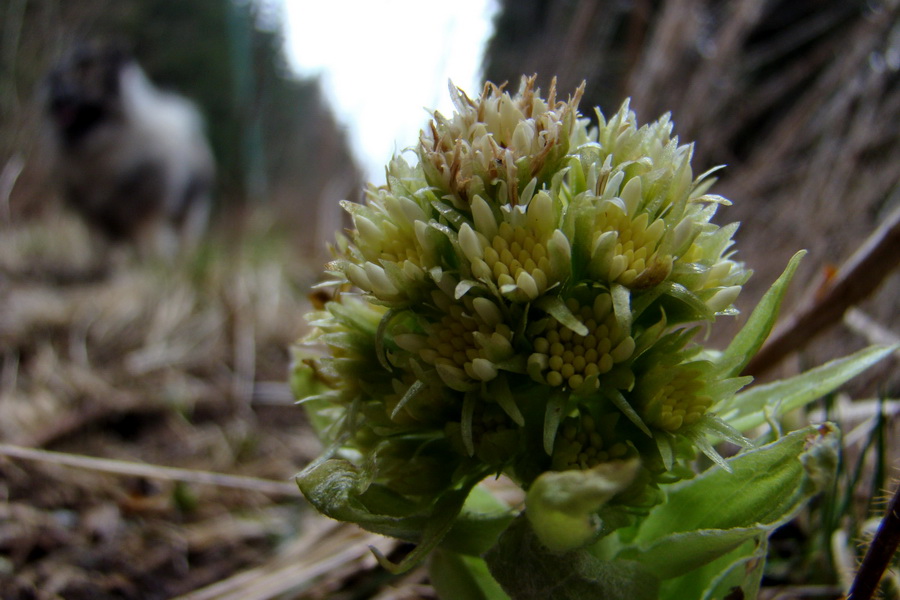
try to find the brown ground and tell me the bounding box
[0,210,432,599]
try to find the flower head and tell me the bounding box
[294,76,752,558]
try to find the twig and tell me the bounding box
[173,520,399,600]
[0,443,302,497]
[844,308,900,347]
[847,482,900,600]
[745,200,900,377]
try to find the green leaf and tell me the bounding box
[718,345,897,433]
[441,484,517,556]
[485,514,660,600]
[717,250,805,377]
[430,550,511,600]
[525,459,641,552]
[617,526,765,581]
[635,424,838,538]
[616,424,839,580]
[658,538,766,600]
[698,538,767,600]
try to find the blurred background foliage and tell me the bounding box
[0,0,362,254]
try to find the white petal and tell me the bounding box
[413,220,437,257]
[591,230,617,257]
[645,218,666,244]
[468,358,498,381]
[512,119,536,154]
[671,218,696,255]
[620,176,643,216]
[402,261,425,280]
[526,191,555,236]
[602,170,625,199]
[398,196,428,223]
[706,285,742,313]
[436,363,475,391]
[345,263,372,291]
[473,297,503,326]
[394,334,427,352]
[548,229,572,278]
[458,223,484,262]
[364,262,399,297]
[593,293,613,318]
[516,270,540,300]
[611,336,635,362]
[354,215,383,247]
[472,195,498,240]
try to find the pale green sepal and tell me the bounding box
[716,250,805,377]
[543,391,567,455]
[430,550,511,600]
[375,308,401,371]
[684,427,731,472]
[431,199,469,230]
[608,389,652,437]
[462,391,477,456]
[536,295,589,336]
[491,377,525,426]
[391,379,427,420]
[698,414,753,449]
[653,431,675,470]
[525,459,641,552]
[718,345,897,433]
[485,514,660,600]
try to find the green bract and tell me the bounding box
[292,77,895,598]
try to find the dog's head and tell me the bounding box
[45,42,132,147]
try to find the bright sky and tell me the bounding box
[282,0,499,184]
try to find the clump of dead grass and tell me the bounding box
[0,208,424,599]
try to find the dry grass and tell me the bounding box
[0,208,421,599]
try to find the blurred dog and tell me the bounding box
[45,43,215,257]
